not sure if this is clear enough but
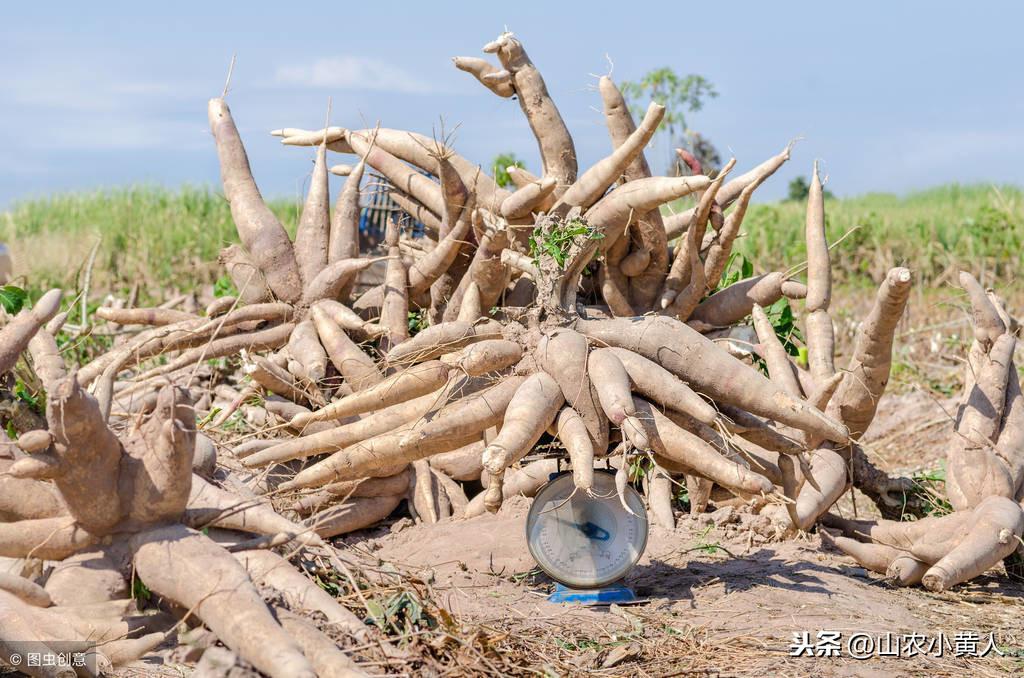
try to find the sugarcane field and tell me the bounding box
[2,3,1024,677]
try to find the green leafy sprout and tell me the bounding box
[528,217,604,269]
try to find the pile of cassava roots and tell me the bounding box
[1,30,1022,678]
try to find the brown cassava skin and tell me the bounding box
[311,305,384,392]
[820,532,903,574]
[131,524,316,678]
[537,329,608,452]
[245,386,445,466]
[130,321,295,385]
[276,609,368,678]
[827,267,912,439]
[429,441,485,481]
[553,101,664,213]
[887,557,929,586]
[483,33,577,195]
[0,572,52,607]
[958,332,1015,447]
[662,208,708,320]
[620,248,650,277]
[0,471,66,521]
[293,141,330,291]
[186,475,323,548]
[662,143,794,240]
[607,347,717,426]
[465,458,560,518]
[380,220,407,356]
[960,271,1005,349]
[324,469,413,499]
[206,295,237,317]
[947,333,1017,510]
[330,158,365,273]
[825,496,1024,592]
[0,289,61,374]
[397,376,526,456]
[94,306,196,326]
[752,304,803,398]
[635,399,774,496]
[245,355,320,407]
[308,494,404,538]
[556,407,595,492]
[453,55,515,96]
[433,149,470,234]
[584,176,711,253]
[288,319,328,383]
[598,76,668,310]
[0,517,96,560]
[209,99,302,303]
[661,160,733,310]
[441,229,509,322]
[347,132,445,216]
[804,164,835,382]
[425,155,473,316]
[409,459,449,523]
[278,126,510,210]
[792,447,848,531]
[118,385,196,529]
[439,338,522,376]
[576,315,849,443]
[501,177,557,219]
[481,373,564,512]
[702,170,767,288]
[47,375,123,534]
[385,319,504,365]
[599,234,635,316]
[588,348,635,425]
[408,210,473,295]
[0,590,73,678]
[687,272,788,330]
[219,244,272,304]
[392,192,443,236]
[294,360,449,427]
[17,429,54,454]
[996,369,1024,496]
[433,467,469,518]
[314,299,385,339]
[301,257,383,306]
[43,545,129,606]
[648,468,676,529]
[284,377,523,489]
[921,496,1024,591]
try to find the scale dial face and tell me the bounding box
[526,470,648,589]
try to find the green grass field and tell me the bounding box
[726,183,1023,288]
[2,183,1020,300]
[0,186,300,296]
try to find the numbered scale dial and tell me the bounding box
[526,470,648,589]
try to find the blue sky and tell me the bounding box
[2,1,1023,209]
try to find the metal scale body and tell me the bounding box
[525,468,648,605]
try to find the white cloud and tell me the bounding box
[274,56,432,94]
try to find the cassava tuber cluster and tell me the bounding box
[4,28,1022,678]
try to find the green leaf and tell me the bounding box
[365,599,387,627]
[132,578,152,602]
[213,275,237,299]
[0,286,27,315]
[491,153,525,188]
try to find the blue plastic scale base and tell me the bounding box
[547,582,636,605]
